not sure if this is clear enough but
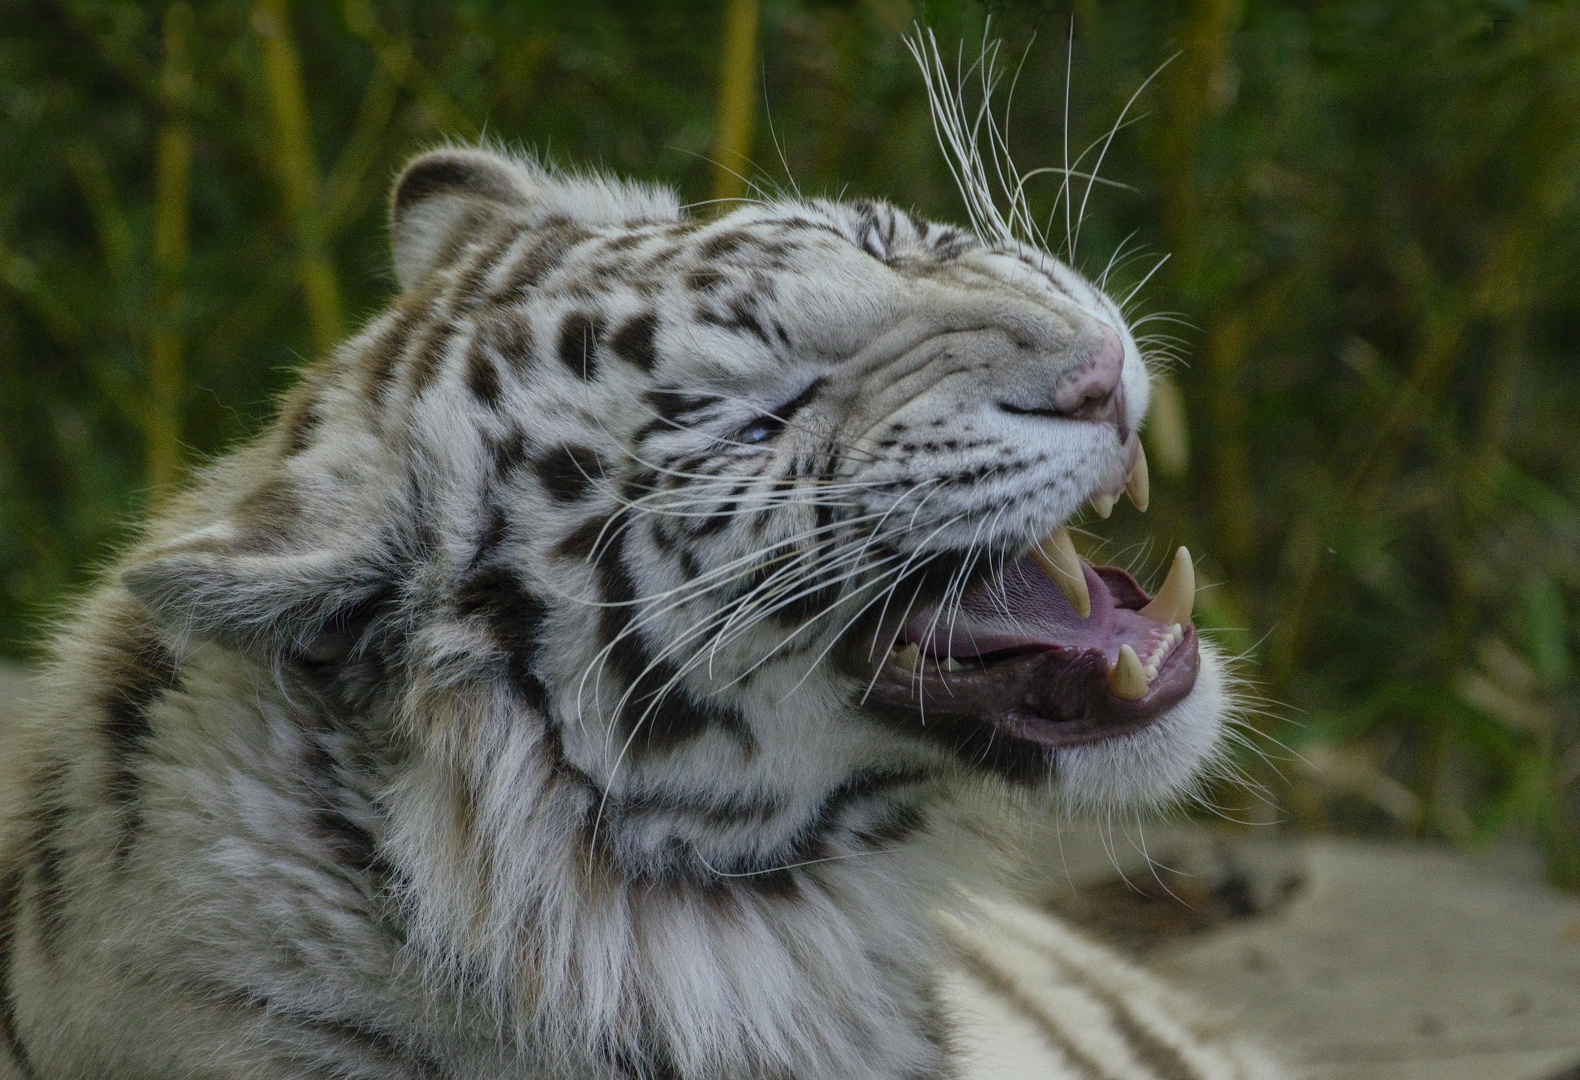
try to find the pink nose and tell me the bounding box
[1052,324,1127,433]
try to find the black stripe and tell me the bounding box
[595,531,753,755]
[0,867,36,1078]
[300,1014,445,1079]
[456,565,551,714]
[643,390,720,429]
[702,767,934,897]
[100,625,181,864]
[952,943,1116,1080]
[407,319,459,397]
[452,224,523,307]
[698,297,772,347]
[555,515,611,561]
[774,377,825,427]
[1040,942,1197,1080]
[30,801,67,959]
[465,336,503,408]
[497,222,595,300]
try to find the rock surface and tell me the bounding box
[1026,821,1580,1080]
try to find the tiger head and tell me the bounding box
[121,145,1229,884]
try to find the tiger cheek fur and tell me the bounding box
[0,141,1261,1080]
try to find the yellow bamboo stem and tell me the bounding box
[148,2,194,495]
[711,0,760,207]
[253,0,342,356]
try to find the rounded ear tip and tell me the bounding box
[391,147,528,219]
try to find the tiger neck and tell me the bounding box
[385,685,995,1078]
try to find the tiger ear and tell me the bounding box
[390,147,532,293]
[389,146,682,292]
[120,483,397,656]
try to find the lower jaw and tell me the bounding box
[857,627,1200,782]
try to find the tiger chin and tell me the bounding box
[0,132,1280,1080]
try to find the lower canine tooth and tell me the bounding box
[1108,643,1149,700]
[1090,493,1115,519]
[894,643,921,670]
[1138,546,1195,627]
[1030,527,1091,618]
[942,656,965,672]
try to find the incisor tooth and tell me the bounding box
[1125,442,1150,512]
[1030,526,1090,618]
[1138,546,1195,627]
[1108,644,1149,700]
[1090,493,1115,519]
[894,643,921,670]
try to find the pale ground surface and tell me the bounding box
[1026,819,1580,1080]
[1,661,1576,1078]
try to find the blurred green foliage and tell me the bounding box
[2,0,1577,881]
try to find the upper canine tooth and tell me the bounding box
[1090,493,1115,519]
[1125,442,1150,512]
[893,643,921,671]
[1138,546,1195,626]
[1108,644,1149,700]
[1031,527,1091,618]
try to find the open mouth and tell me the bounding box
[865,449,1201,751]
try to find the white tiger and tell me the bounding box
[0,40,1282,1080]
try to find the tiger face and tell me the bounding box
[124,147,1226,878]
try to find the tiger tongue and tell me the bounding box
[946,555,1118,655]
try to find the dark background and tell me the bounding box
[2,0,1577,882]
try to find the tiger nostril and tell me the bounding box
[1053,325,1127,431]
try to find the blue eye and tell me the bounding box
[737,414,786,445]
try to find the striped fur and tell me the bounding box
[0,137,1276,1078]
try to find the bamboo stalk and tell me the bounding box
[711,0,760,207]
[148,2,195,494]
[253,0,342,357]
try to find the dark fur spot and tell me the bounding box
[456,565,551,713]
[610,313,660,372]
[533,444,605,503]
[558,313,604,380]
[466,339,503,408]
